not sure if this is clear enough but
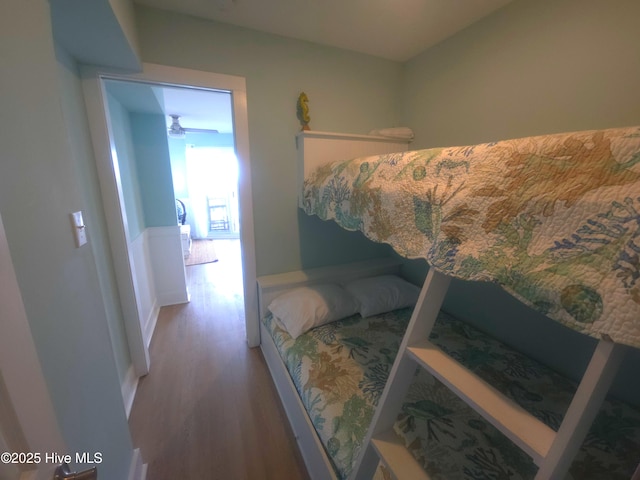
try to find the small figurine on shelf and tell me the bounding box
[296,92,311,131]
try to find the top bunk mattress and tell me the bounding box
[301,126,640,349]
[262,308,640,480]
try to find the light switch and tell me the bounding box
[71,211,88,247]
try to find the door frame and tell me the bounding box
[81,64,259,376]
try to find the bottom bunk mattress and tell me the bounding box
[262,309,640,479]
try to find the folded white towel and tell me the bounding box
[368,127,414,140]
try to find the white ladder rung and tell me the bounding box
[371,430,430,480]
[406,340,555,464]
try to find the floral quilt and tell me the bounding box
[302,126,640,349]
[399,313,640,480]
[264,310,410,479]
[263,310,640,479]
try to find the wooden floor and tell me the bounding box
[128,240,310,480]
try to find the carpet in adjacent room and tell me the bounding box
[185,239,219,266]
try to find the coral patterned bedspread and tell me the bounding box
[302,126,640,348]
[262,309,640,480]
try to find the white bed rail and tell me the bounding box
[257,257,405,479]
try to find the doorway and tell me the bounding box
[82,64,259,396]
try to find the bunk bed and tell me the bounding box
[258,127,640,480]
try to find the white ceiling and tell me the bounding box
[110,1,515,133]
[134,0,513,61]
[105,79,234,133]
[161,86,233,133]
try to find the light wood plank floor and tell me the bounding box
[129,240,309,480]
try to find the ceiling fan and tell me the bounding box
[167,114,219,138]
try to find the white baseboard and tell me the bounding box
[157,289,190,306]
[128,448,147,480]
[144,300,160,350]
[121,365,139,419]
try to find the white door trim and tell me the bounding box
[81,67,150,378]
[81,63,260,356]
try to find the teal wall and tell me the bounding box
[131,112,176,227]
[107,91,146,239]
[399,0,640,404]
[136,6,402,275]
[56,46,131,387]
[1,2,133,477]
[107,94,177,234]
[401,0,640,149]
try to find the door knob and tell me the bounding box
[53,462,97,480]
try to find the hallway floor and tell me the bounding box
[128,240,309,479]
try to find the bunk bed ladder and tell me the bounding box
[352,268,451,480]
[352,269,628,480]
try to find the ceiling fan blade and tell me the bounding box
[168,115,218,135]
[183,127,219,134]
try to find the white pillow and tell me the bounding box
[267,284,359,339]
[344,275,420,318]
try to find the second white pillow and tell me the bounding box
[268,284,359,339]
[344,275,420,318]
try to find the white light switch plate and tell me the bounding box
[71,211,87,247]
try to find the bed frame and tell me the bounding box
[256,131,412,479]
[295,130,410,208]
[259,262,633,480]
[257,130,638,479]
[258,257,405,480]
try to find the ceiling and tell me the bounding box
[162,86,233,133]
[105,79,234,133]
[108,1,515,133]
[134,0,513,62]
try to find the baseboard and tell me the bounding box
[128,448,147,480]
[144,300,160,350]
[157,289,190,306]
[121,365,139,419]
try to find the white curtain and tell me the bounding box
[185,146,238,239]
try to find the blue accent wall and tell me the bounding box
[131,112,176,227]
[106,92,146,239]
